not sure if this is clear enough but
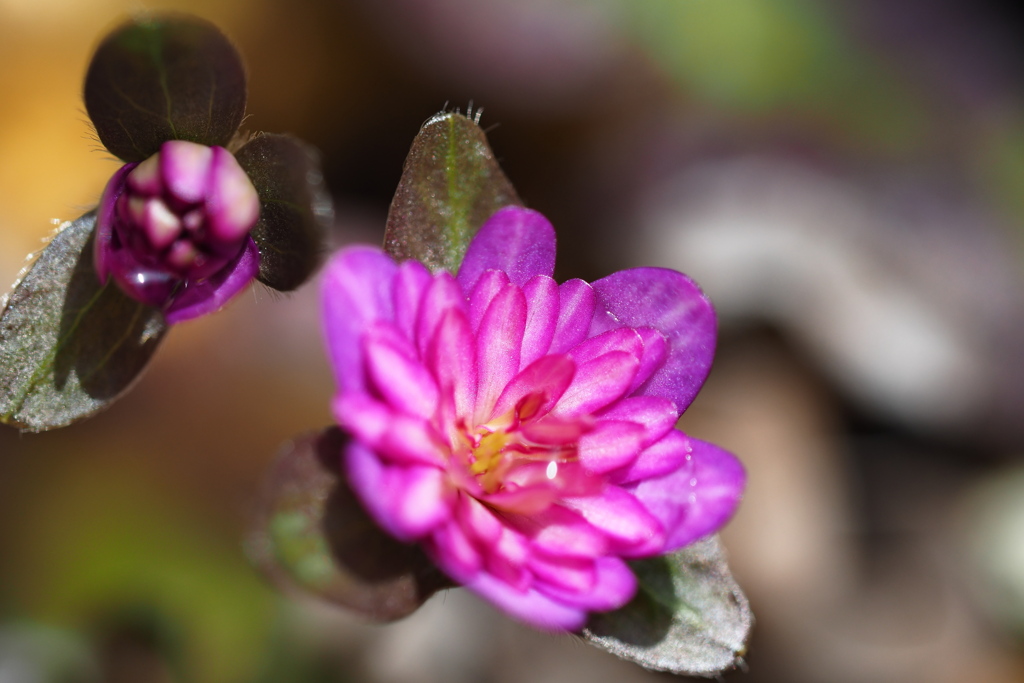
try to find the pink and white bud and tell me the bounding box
[95,140,261,323]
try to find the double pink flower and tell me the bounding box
[322,207,744,630]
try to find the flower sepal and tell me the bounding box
[248,427,453,621]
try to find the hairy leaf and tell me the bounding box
[248,428,450,621]
[0,213,167,431]
[235,133,333,291]
[384,111,522,273]
[84,14,247,162]
[583,535,753,677]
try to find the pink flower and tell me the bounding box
[95,140,261,323]
[321,207,745,630]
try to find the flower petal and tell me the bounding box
[164,237,259,323]
[464,572,588,632]
[392,259,432,338]
[415,272,466,356]
[564,487,664,557]
[333,392,445,467]
[346,442,453,542]
[551,351,639,417]
[577,420,645,474]
[630,327,668,394]
[568,327,644,365]
[457,206,556,291]
[475,284,527,419]
[205,146,260,242]
[364,323,439,419]
[468,269,510,334]
[512,504,609,559]
[611,428,691,485]
[629,437,745,552]
[426,308,478,419]
[529,555,596,594]
[491,354,575,420]
[597,395,679,447]
[591,267,716,412]
[520,275,559,367]
[427,517,482,582]
[321,246,397,392]
[550,279,595,354]
[535,556,637,611]
[159,140,213,204]
[95,164,137,283]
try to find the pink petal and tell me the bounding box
[468,269,510,333]
[512,504,609,558]
[457,495,503,545]
[528,555,596,594]
[484,526,532,590]
[426,308,478,419]
[577,420,645,473]
[415,272,466,357]
[629,437,745,552]
[475,284,527,420]
[519,413,592,445]
[630,327,669,394]
[535,556,637,611]
[457,206,556,291]
[159,140,213,204]
[520,275,559,367]
[205,146,260,242]
[345,443,452,542]
[321,246,398,393]
[392,259,432,337]
[94,163,137,284]
[564,487,665,557]
[364,324,439,419]
[464,572,588,632]
[335,393,444,467]
[164,237,259,323]
[426,517,482,582]
[611,429,690,485]
[551,351,639,417]
[568,327,643,365]
[597,396,679,447]
[482,483,558,515]
[491,354,575,421]
[391,466,456,539]
[590,267,716,412]
[550,279,596,354]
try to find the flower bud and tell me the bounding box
[95,140,261,322]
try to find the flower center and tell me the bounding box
[458,395,589,496]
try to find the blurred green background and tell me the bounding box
[4,0,1024,681]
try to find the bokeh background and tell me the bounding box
[4,0,1024,681]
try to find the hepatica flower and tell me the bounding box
[322,206,745,630]
[95,140,261,323]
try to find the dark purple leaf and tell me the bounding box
[234,133,333,291]
[384,111,522,273]
[248,428,451,621]
[84,14,246,162]
[0,212,167,431]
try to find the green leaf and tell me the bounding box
[583,536,753,677]
[383,111,522,273]
[234,133,333,291]
[248,428,451,621]
[0,213,167,431]
[84,14,247,162]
